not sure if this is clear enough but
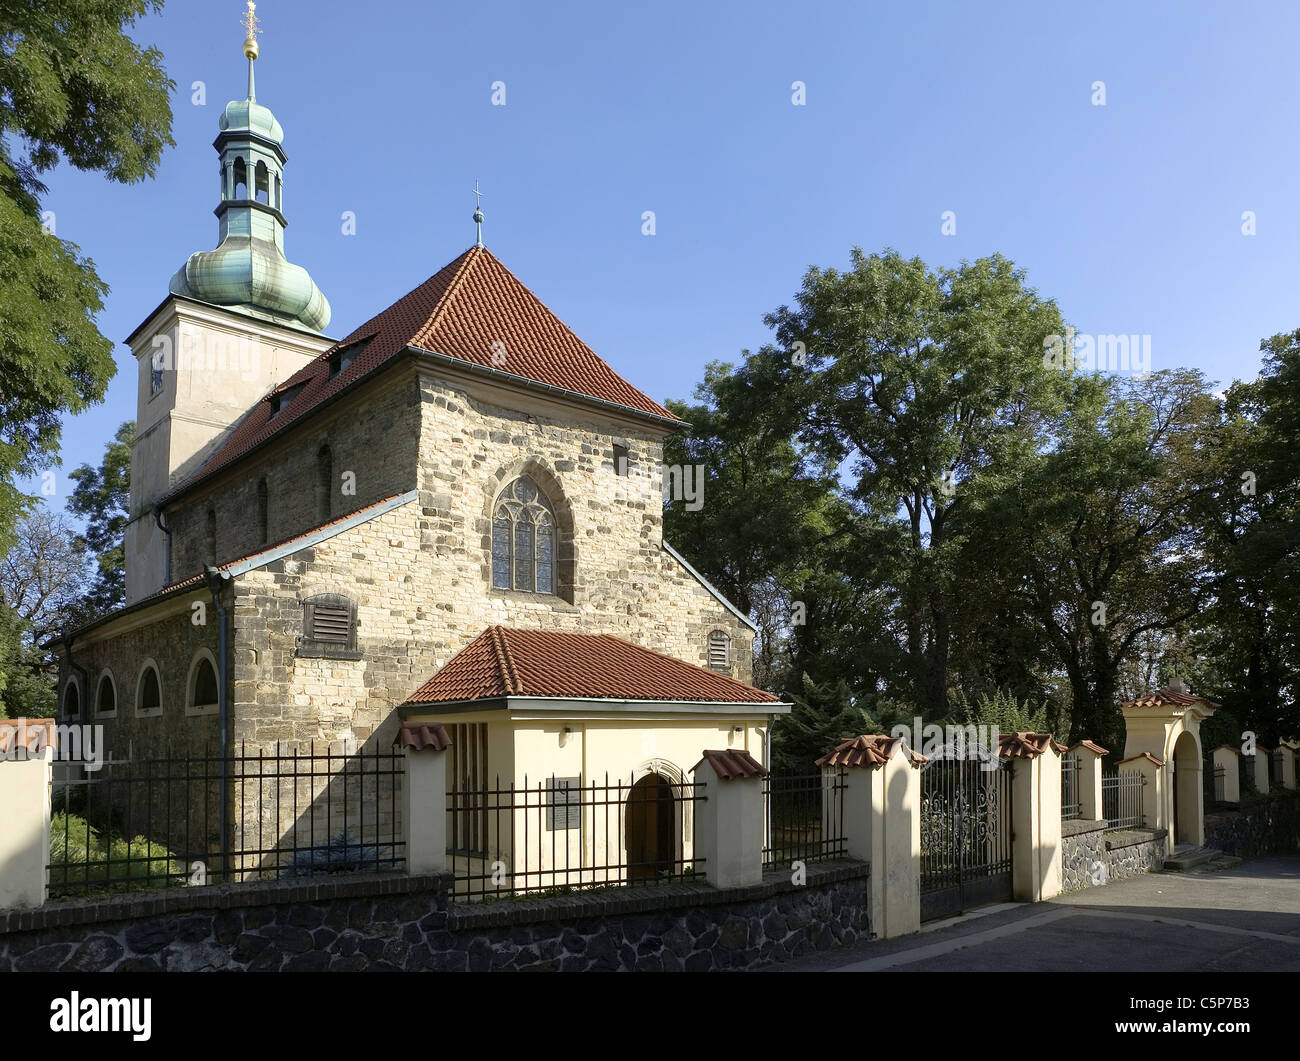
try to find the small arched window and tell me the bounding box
[63,681,81,721]
[317,446,332,523]
[257,479,269,546]
[708,630,731,671]
[233,158,247,199]
[95,673,117,717]
[255,160,270,204]
[188,654,219,713]
[136,663,162,717]
[491,476,555,595]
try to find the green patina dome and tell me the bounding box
[219,97,284,144]
[170,239,330,332]
[169,37,329,333]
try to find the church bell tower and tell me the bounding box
[123,2,336,603]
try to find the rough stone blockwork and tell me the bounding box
[1205,791,1300,859]
[1105,829,1167,881]
[0,863,869,973]
[1061,819,1107,891]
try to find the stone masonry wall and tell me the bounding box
[1205,791,1300,858]
[1061,819,1107,891]
[1105,829,1167,881]
[0,862,869,973]
[166,369,422,581]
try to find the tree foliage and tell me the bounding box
[0,1,172,546]
[67,420,134,621]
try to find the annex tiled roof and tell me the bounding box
[165,246,679,500]
[998,732,1067,759]
[405,626,780,705]
[54,493,412,642]
[397,721,452,752]
[816,734,927,770]
[1068,740,1109,756]
[694,749,768,780]
[1122,685,1221,710]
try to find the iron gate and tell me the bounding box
[920,755,1013,922]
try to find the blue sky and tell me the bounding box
[28,0,1300,499]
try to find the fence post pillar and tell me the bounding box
[818,735,922,940]
[1212,746,1240,804]
[692,749,766,889]
[398,722,450,875]
[0,720,57,909]
[1069,741,1107,821]
[1280,746,1297,790]
[1003,733,1063,903]
[1252,748,1271,794]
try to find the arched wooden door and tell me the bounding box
[626,773,675,882]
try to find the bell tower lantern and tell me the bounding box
[123,2,336,603]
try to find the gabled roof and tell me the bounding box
[163,246,680,501]
[405,626,780,705]
[998,731,1067,759]
[694,749,768,780]
[1122,685,1221,710]
[816,734,927,770]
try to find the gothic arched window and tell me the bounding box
[492,476,555,595]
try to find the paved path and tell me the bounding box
[778,856,1300,971]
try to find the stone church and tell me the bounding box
[52,16,786,854]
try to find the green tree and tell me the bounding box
[764,248,1087,715]
[0,507,88,717]
[0,1,172,547]
[770,674,869,775]
[664,358,843,691]
[1004,370,1221,750]
[1194,334,1300,743]
[67,420,134,621]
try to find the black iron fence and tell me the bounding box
[447,774,707,900]
[1101,770,1144,831]
[762,770,847,868]
[48,742,405,899]
[1061,753,1080,820]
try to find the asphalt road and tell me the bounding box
[778,856,1300,972]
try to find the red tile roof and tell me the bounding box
[815,734,927,769]
[405,626,780,705]
[1069,740,1109,756]
[164,246,679,501]
[1122,685,1221,710]
[1119,751,1165,767]
[694,749,768,780]
[998,732,1067,759]
[397,721,452,752]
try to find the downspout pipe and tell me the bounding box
[152,502,172,587]
[205,566,231,880]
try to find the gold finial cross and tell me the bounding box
[242,1,261,42]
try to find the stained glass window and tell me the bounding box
[491,476,557,594]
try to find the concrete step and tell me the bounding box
[1162,846,1220,872]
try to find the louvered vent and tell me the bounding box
[708,630,730,669]
[311,605,351,643]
